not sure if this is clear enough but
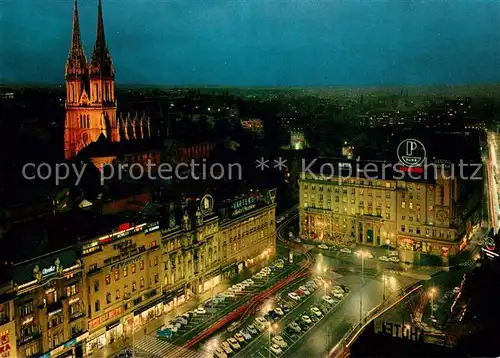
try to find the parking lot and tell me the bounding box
[128,258,296,357]
[205,275,350,358]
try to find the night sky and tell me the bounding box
[2,0,500,87]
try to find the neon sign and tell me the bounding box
[42,266,56,276]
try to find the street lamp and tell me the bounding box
[324,281,329,296]
[429,287,437,321]
[386,239,391,256]
[356,250,370,322]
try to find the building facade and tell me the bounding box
[6,249,86,358]
[81,190,276,355]
[299,160,480,261]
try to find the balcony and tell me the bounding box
[46,301,63,315]
[18,331,41,346]
[69,311,85,322]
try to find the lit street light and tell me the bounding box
[429,287,437,322]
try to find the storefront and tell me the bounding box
[201,272,221,293]
[133,297,164,328]
[85,328,106,355]
[39,332,88,358]
[105,320,123,344]
[162,286,185,314]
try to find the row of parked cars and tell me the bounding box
[157,306,208,339]
[379,251,400,262]
[287,278,322,301]
[214,302,291,357]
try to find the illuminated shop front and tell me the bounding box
[133,298,164,328]
[85,306,124,354]
[201,273,221,294]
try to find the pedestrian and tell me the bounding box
[143,327,147,335]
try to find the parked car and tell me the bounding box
[272,335,288,348]
[213,347,228,358]
[221,342,233,355]
[322,295,336,305]
[288,322,302,333]
[295,289,306,297]
[318,244,329,250]
[247,325,258,335]
[240,330,252,340]
[388,251,399,257]
[301,315,312,325]
[288,292,301,301]
[340,284,350,293]
[195,307,207,315]
[228,337,241,350]
[175,316,188,325]
[278,302,291,313]
[234,332,245,343]
[310,307,323,317]
[333,291,344,299]
[227,321,241,333]
[298,286,311,295]
[379,256,390,262]
[274,307,284,316]
[340,247,352,254]
[389,256,400,263]
[214,348,227,358]
[270,344,283,355]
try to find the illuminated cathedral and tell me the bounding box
[64,0,152,159]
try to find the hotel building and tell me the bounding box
[299,158,481,262]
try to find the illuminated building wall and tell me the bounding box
[299,166,477,258]
[80,192,276,354]
[7,251,86,358]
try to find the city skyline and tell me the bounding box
[2,0,500,87]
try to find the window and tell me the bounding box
[385,182,391,188]
[416,214,420,222]
[409,216,413,222]
[150,241,157,249]
[116,290,120,300]
[154,256,159,266]
[114,270,119,281]
[155,274,159,283]
[416,228,421,235]
[401,201,406,209]
[401,225,406,232]
[409,202,413,209]
[402,216,405,220]
[416,204,421,211]
[140,260,144,270]
[140,277,145,288]
[94,300,100,312]
[132,281,137,292]
[106,293,111,304]
[66,284,78,297]
[88,264,98,273]
[123,266,128,277]
[385,192,391,199]
[131,264,136,274]
[105,275,111,285]
[94,281,99,292]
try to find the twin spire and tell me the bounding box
[66,0,114,79]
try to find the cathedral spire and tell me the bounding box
[90,0,114,78]
[66,0,87,77]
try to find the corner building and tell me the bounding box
[1,249,86,358]
[299,159,481,264]
[82,189,276,354]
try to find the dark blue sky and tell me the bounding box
[2,0,500,87]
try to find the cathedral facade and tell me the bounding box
[64,0,151,159]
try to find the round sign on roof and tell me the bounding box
[485,236,496,251]
[200,195,214,216]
